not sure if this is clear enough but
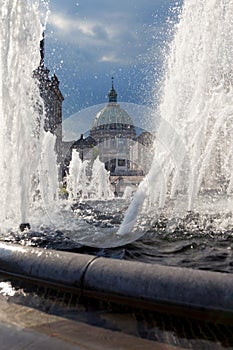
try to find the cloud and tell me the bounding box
[46,1,163,66]
[45,0,184,117]
[49,13,106,39]
[48,12,127,62]
[99,54,121,63]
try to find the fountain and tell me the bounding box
[66,151,113,200]
[2,3,233,348]
[1,0,130,248]
[66,149,88,200]
[89,156,114,200]
[1,0,233,254]
[118,0,233,237]
[0,0,59,234]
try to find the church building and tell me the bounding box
[67,79,154,177]
[89,78,137,174]
[34,34,64,174]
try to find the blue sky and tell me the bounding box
[44,0,183,119]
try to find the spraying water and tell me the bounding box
[66,151,113,200]
[0,0,139,248]
[118,0,233,235]
[89,156,114,200]
[66,149,83,200]
[0,0,58,232]
[4,0,233,249]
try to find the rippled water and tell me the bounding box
[1,198,233,274]
[125,231,233,273]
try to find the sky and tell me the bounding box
[44,0,183,124]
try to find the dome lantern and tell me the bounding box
[108,77,117,103]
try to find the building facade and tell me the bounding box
[34,35,64,175]
[89,79,137,175]
[66,79,154,177]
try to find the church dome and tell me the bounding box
[91,78,134,130]
[92,103,134,129]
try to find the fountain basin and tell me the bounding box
[0,242,233,325]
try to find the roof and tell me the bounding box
[91,78,134,130]
[91,103,134,129]
[72,134,97,148]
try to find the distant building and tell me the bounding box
[130,131,155,175]
[72,134,97,160]
[89,78,137,175]
[34,34,64,177]
[65,78,154,177]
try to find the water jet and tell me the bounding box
[117,0,233,242]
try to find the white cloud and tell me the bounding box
[48,11,130,41]
[49,13,98,37]
[99,54,122,63]
[47,10,143,65]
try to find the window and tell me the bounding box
[118,159,126,166]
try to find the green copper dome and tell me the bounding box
[92,103,134,129]
[92,78,134,129]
